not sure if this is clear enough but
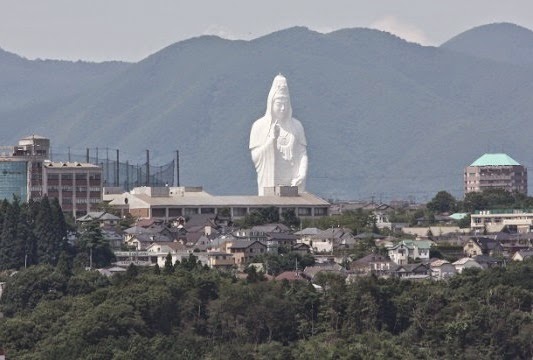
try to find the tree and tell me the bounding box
[457,214,471,229]
[163,253,174,275]
[0,199,20,269]
[427,191,457,213]
[244,265,266,283]
[35,197,62,265]
[239,206,281,227]
[281,208,300,228]
[154,263,161,275]
[77,220,114,268]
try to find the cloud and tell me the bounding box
[370,16,431,45]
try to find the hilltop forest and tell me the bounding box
[0,258,532,359]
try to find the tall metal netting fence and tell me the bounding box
[49,149,175,191]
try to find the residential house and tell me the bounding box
[275,271,310,282]
[102,229,123,250]
[303,263,346,281]
[126,233,172,250]
[429,259,457,280]
[512,249,533,261]
[76,211,121,227]
[473,255,504,269]
[205,252,235,270]
[301,227,355,253]
[387,240,432,265]
[391,263,430,280]
[452,257,483,273]
[463,237,503,257]
[265,232,298,253]
[246,223,290,242]
[493,231,533,257]
[223,240,267,268]
[348,253,394,276]
[96,267,127,277]
[291,242,311,256]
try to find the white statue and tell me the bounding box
[249,74,308,196]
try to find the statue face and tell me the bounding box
[272,96,289,120]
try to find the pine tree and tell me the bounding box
[78,220,114,268]
[35,197,60,265]
[0,200,19,269]
[19,203,37,268]
[50,197,68,252]
[154,263,161,275]
[0,199,8,235]
[163,253,174,275]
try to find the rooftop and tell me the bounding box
[105,187,330,208]
[470,153,521,167]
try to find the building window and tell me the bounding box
[184,208,199,215]
[232,207,247,217]
[297,207,312,216]
[314,207,327,216]
[152,208,166,217]
[168,208,182,217]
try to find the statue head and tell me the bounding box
[266,74,292,122]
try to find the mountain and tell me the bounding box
[2,24,533,201]
[441,22,533,65]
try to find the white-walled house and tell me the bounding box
[430,259,457,280]
[452,258,483,273]
[387,240,432,265]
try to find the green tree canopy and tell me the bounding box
[426,191,457,213]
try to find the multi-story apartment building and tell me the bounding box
[42,161,103,218]
[464,153,527,195]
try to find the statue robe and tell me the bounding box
[249,75,308,196]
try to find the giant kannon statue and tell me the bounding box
[249,74,308,196]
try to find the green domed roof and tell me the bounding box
[470,153,521,166]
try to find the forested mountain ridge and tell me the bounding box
[2,23,533,200]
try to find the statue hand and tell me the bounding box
[273,124,280,138]
[291,177,303,187]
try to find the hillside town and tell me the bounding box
[3,3,533,357]
[0,135,531,285]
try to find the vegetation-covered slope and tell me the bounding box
[0,260,532,359]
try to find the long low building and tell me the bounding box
[104,185,330,220]
[471,209,533,233]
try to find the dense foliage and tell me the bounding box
[1,260,532,359]
[0,197,69,270]
[428,188,533,214]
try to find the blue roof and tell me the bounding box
[470,153,521,166]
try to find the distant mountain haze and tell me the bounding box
[1,23,533,201]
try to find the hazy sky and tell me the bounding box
[1,0,532,62]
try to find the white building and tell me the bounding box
[387,240,432,265]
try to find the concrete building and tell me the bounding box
[0,135,50,201]
[471,209,533,233]
[104,185,330,220]
[0,135,104,217]
[42,161,103,218]
[464,153,527,195]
